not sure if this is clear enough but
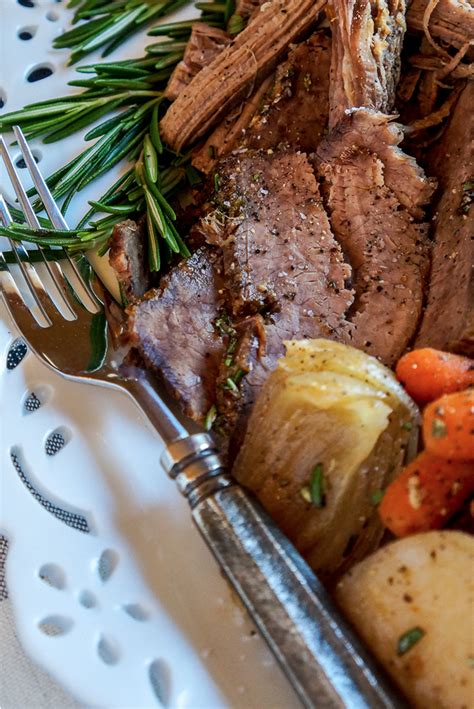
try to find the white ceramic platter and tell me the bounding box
[0,1,300,706]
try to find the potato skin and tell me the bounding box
[336,531,474,709]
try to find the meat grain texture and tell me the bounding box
[127,247,226,420]
[415,80,474,356]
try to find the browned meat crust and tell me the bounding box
[328,0,407,127]
[108,219,152,302]
[160,0,326,151]
[407,0,474,50]
[415,80,474,355]
[165,23,231,101]
[127,247,226,420]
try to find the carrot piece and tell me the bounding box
[379,451,474,537]
[423,390,474,460]
[395,348,474,405]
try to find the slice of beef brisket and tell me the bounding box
[127,247,226,421]
[165,24,231,101]
[108,219,152,302]
[160,0,326,151]
[244,31,332,153]
[415,80,473,355]
[199,150,353,447]
[315,108,433,365]
[328,0,407,128]
[202,151,353,324]
[407,0,474,50]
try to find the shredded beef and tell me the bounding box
[160,0,326,151]
[165,24,231,101]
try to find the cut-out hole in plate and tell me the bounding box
[78,589,97,609]
[38,615,73,636]
[97,635,120,665]
[15,150,41,168]
[45,427,70,456]
[122,603,150,622]
[10,447,90,533]
[22,385,49,415]
[26,65,54,83]
[23,392,42,414]
[0,90,6,109]
[6,338,28,370]
[18,26,37,40]
[46,10,59,21]
[18,0,35,6]
[96,549,119,583]
[149,658,171,707]
[39,563,66,590]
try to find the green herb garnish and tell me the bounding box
[431,418,448,438]
[204,405,217,431]
[310,463,326,508]
[300,465,326,507]
[401,421,413,431]
[371,489,385,506]
[224,377,239,393]
[397,627,425,656]
[227,13,246,36]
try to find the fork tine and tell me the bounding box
[13,126,101,313]
[0,193,55,326]
[0,139,79,320]
[0,249,43,333]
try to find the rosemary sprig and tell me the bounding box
[56,0,191,64]
[0,0,240,272]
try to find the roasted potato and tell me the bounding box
[336,531,474,709]
[233,339,419,581]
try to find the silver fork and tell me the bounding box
[0,127,406,709]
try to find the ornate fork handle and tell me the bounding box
[160,432,406,709]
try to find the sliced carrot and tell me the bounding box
[423,390,474,460]
[379,451,474,537]
[395,348,474,405]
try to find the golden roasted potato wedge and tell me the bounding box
[336,531,474,709]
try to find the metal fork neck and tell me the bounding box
[122,369,231,505]
[122,369,191,442]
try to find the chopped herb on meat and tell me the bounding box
[397,627,425,656]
